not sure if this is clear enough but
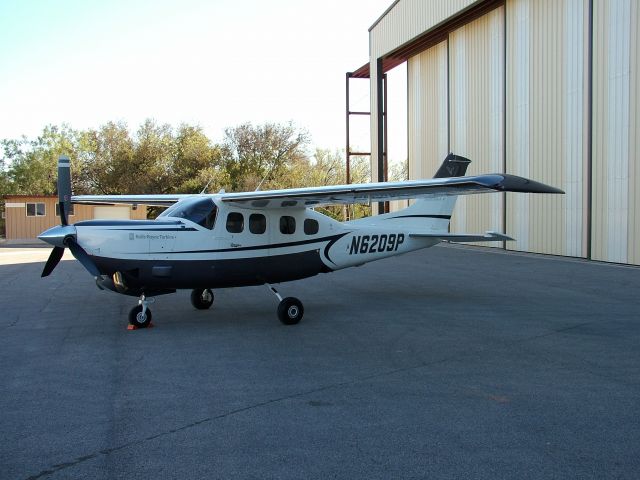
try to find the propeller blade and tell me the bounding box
[40,156,74,278]
[42,246,65,277]
[59,201,67,226]
[66,238,101,277]
[57,155,72,226]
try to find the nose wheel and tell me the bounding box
[128,295,154,328]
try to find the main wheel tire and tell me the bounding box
[129,305,152,328]
[277,297,304,325]
[191,288,214,310]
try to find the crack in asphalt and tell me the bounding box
[22,352,475,479]
[21,319,614,479]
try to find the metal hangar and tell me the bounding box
[353,0,639,265]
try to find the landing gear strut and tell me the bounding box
[128,294,155,328]
[191,288,214,310]
[268,284,304,325]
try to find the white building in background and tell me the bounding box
[356,0,639,265]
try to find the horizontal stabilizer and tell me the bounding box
[410,231,514,242]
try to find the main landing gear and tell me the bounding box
[268,284,304,325]
[189,284,304,325]
[191,288,214,310]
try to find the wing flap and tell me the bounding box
[410,231,514,242]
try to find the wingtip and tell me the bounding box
[491,175,565,194]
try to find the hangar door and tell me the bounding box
[93,206,130,220]
[449,6,505,247]
[407,6,505,248]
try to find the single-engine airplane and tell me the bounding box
[39,154,563,328]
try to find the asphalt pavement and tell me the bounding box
[1,244,639,479]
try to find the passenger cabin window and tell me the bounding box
[226,212,244,233]
[280,216,296,234]
[249,214,266,234]
[26,203,46,217]
[158,197,217,229]
[304,218,319,235]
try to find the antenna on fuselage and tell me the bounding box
[200,177,214,194]
[255,161,277,192]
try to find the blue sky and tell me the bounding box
[0,0,407,161]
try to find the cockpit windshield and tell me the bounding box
[158,197,217,229]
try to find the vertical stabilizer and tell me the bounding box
[433,153,471,178]
[354,153,472,231]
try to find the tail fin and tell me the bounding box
[433,153,471,178]
[361,153,471,231]
[348,153,471,231]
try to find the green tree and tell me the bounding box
[222,122,310,191]
[76,121,134,194]
[1,124,80,195]
[75,120,226,196]
[1,121,375,222]
[172,124,228,194]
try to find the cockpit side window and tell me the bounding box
[158,197,218,230]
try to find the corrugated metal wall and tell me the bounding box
[407,41,449,179]
[506,0,588,257]
[370,0,479,180]
[406,9,505,246]
[591,0,640,264]
[371,0,479,59]
[449,7,504,245]
[505,0,589,256]
[371,0,639,264]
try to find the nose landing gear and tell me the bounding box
[128,295,155,329]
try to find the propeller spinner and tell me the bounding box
[39,156,101,277]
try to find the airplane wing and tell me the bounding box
[70,174,562,208]
[219,174,563,209]
[71,194,192,207]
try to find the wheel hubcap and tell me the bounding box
[202,291,212,302]
[136,312,146,323]
[287,306,298,318]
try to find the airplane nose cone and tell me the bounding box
[38,225,77,248]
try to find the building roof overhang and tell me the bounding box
[354,0,504,76]
[3,195,57,200]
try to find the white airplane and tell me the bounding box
[39,154,563,328]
